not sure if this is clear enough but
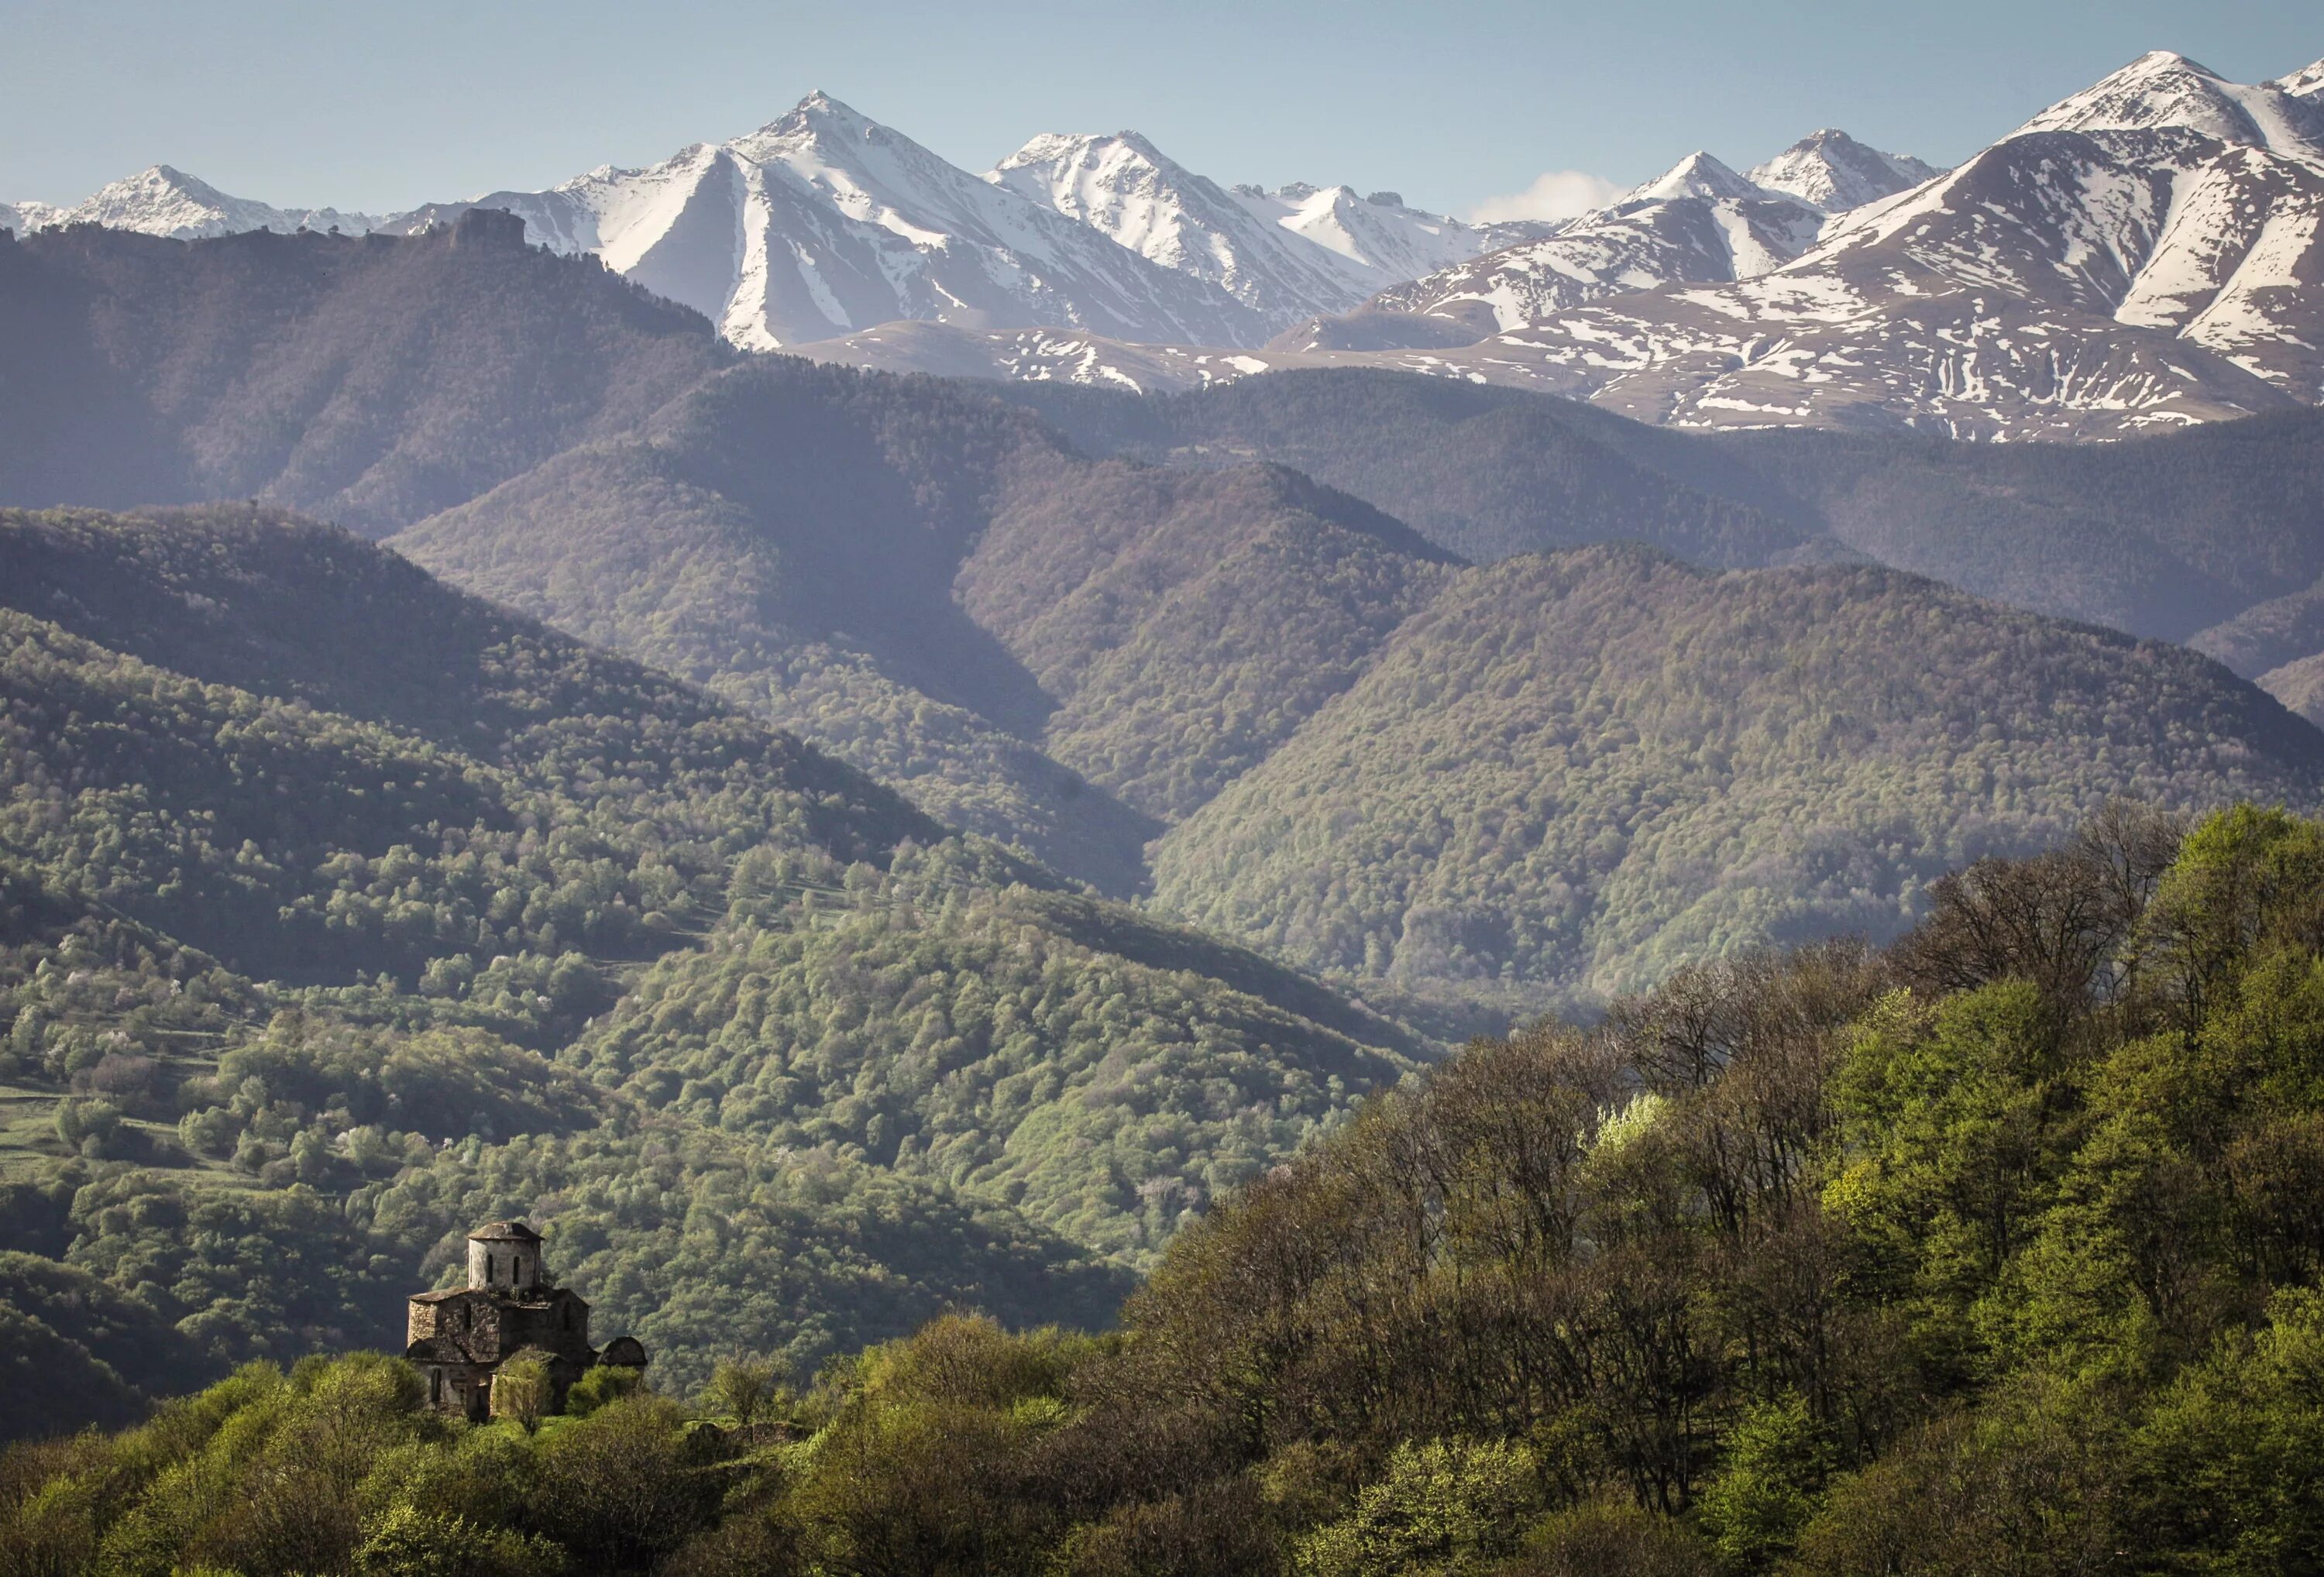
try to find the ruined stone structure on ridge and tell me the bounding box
[404,1219,648,1421]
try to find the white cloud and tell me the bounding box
[1468,170,1623,224]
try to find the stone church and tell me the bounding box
[404,1219,648,1420]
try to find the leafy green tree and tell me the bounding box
[1293,1440,1544,1575]
[2123,1287,2324,1570]
[706,1355,779,1427]
[1693,1393,1832,1571]
[489,1349,555,1432]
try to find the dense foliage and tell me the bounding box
[394,360,1454,882]
[0,507,1412,1432]
[20,803,2324,1572]
[569,872,1420,1262]
[1153,548,2324,1013]
[0,506,930,994]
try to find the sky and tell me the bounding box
[2,0,2319,219]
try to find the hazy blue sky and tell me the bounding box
[3,0,2318,217]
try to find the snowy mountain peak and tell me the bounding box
[989,130,1197,204]
[747,90,885,148]
[1745,129,1941,213]
[1623,151,1765,205]
[2014,48,2324,160]
[2272,57,2324,100]
[9,163,381,240]
[986,129,1535,328]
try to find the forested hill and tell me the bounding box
[0,505,1425,1434]
[20,805,2324,1575]
[0,215,727,533]
[1152,548,2324,1013]
[0,504,921,828]
[0,503,936,984]
[391,357,2324,1017]
[394,358,1463,887]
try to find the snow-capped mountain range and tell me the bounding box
[806,50,2324,442]
[986,131,1554,326]
[1346,147,1848,338]
[3,94,1547,349]
[13,49,2324,442]
[376,94,1279,349]
[2,95,1931,358]
[0,164,383,242]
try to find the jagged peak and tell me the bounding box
[1784,129,1867,153]
[1624,150,1764,204]
[992,129,1174,174]
[2119,48,2219,78]
[113,164,222,197]
[2272,56,2324,98]
[756,89,878,141]
[1746,128,1941,213]
[2010,46,2324,154]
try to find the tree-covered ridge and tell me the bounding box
[567,865,1422,1264]
[960,455,1459,822]
[394,359,1468,881]
[19,805,2324,1574]
[392,361,1160,890]
[0,595,927,1000]
[1151,548,2324,1013]
[0,219,728,533]
[0,505,1424,1425]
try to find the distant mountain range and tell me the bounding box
[4,94,1906,354]
[2,94,1554,349]
[802,52,2324,441]
[15,50,2324,439]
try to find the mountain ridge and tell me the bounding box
[800,50,2324,441]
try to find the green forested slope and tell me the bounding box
[955,458,1458,821]
[569,874,1421,1263]
[1151,548,2324,1012]
[0,506,930,995]
[390,361,1160,889]
[394,359,1467,881]
[23,807,2324,1575]
[0,506,1418,1432]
